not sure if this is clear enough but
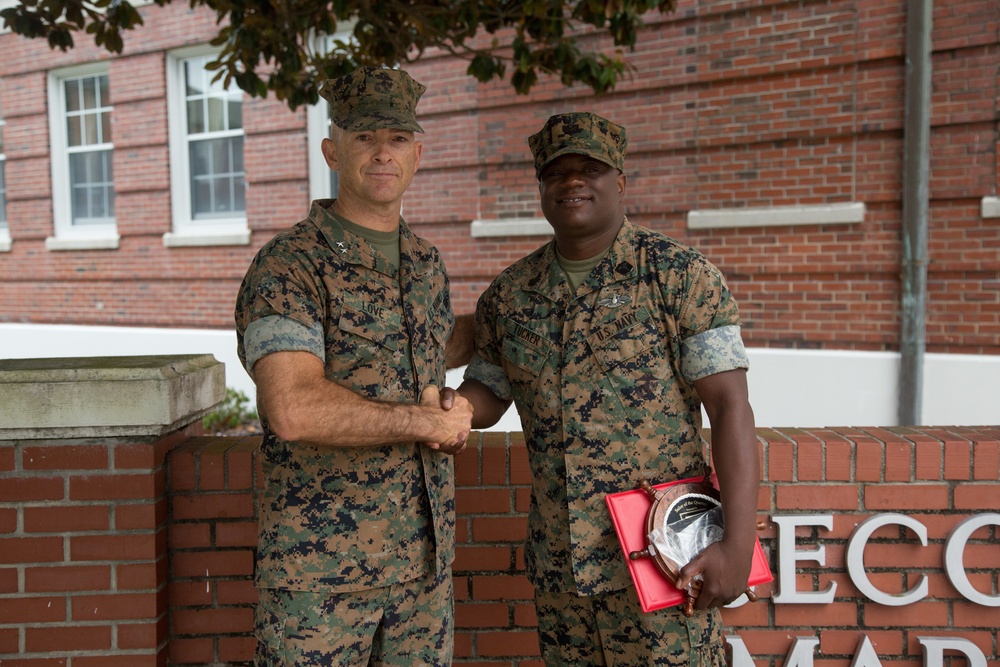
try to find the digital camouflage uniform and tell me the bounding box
[235,67,456,666]
[464,112,750,666]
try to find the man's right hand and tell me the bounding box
[418,385,473,454]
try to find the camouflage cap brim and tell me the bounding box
[529,112,627,178]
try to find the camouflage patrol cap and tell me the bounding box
[319,67,426,133]
[528,112,627,179]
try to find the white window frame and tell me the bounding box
[0,107,9,252]
[46,63,119,251]
[164,45,249,247]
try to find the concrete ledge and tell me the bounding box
[44,233,121,251]
[162,229,251,247]
[470,218,553,238]
[687,202,866,230]
[0,354,226,440]
[982,196,1000,218]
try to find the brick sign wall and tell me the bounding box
[7,427,994,666]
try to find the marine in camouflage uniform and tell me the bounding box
[235,67,471,666]
[460,113,760,665]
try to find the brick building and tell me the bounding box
[0,0,998,425]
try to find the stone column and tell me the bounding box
[0,355,225,666]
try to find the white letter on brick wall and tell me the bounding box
[725,635,755,667]
[944,513,1000,607]
[785,637,820,667]
[772,515,836,603]
[847,514,927,606]
[917,637,986,667]
[849,636,883,667]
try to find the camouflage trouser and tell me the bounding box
[534,586,727,667]
[254,569,453,666]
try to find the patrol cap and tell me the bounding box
[319,66,426,133]
[528,112,627,179]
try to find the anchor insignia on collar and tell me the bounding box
[597,293,631,308]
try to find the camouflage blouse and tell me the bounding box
[235,200,455,593]
[465,218,749,596]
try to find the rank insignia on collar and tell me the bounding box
[336,241,347,254]
[598,293,631,308]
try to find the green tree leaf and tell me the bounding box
[3,0,677,110]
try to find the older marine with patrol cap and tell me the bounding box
[235,66,472,666]
[457,111,761,666]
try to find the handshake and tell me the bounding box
[418,385,474,455]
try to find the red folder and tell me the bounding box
[605,476,773,613]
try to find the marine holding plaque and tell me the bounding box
[455,112,762,666]
[619,474,767,616]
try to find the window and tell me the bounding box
[46,65,118,250]
[306,30,356,202]
[306,90,339,201]
[165,47,248,246]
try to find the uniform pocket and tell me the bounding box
[587,307,660,372]
[338,299,403,351]
[502,332,550,376]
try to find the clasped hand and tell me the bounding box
[418,385,473,454]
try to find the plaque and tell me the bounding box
[605,472,773,614]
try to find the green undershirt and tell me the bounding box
[556,247,610,292]
[338,216,401,271]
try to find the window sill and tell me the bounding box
[687,202,866,230]
[982,196,1000,219]
[0,231,10,252]
[45,234,120,251]
[470,218,553,238]
[163,229,251,247]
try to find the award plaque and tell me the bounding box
[605,472,772,615]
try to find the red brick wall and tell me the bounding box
[2,426,999,665]
[164,428,1000,666]
[0,424,201,667]
[0,0,998,355]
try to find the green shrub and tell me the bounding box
[203,387,258,432]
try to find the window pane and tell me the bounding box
[96,75,109,107]
[207,96,226,132]
[189,136,244,219]
[100,111,112,143]
[69,150,114,224]
[67,115,83,146]
[186,61,207,97]
[0,162,7,226]
[192,178,212,217]
[187,99,205,134]
[228,97,242,130]
[82,76,97,110]
[82,113,98,146]
[212,137,233,173]
[233,175,245,212]
[188,138,211,179]
[65,79,81,112]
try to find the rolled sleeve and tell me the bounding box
[464,352,513,402]
[681,324,749,383]
[243,315,326,375]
